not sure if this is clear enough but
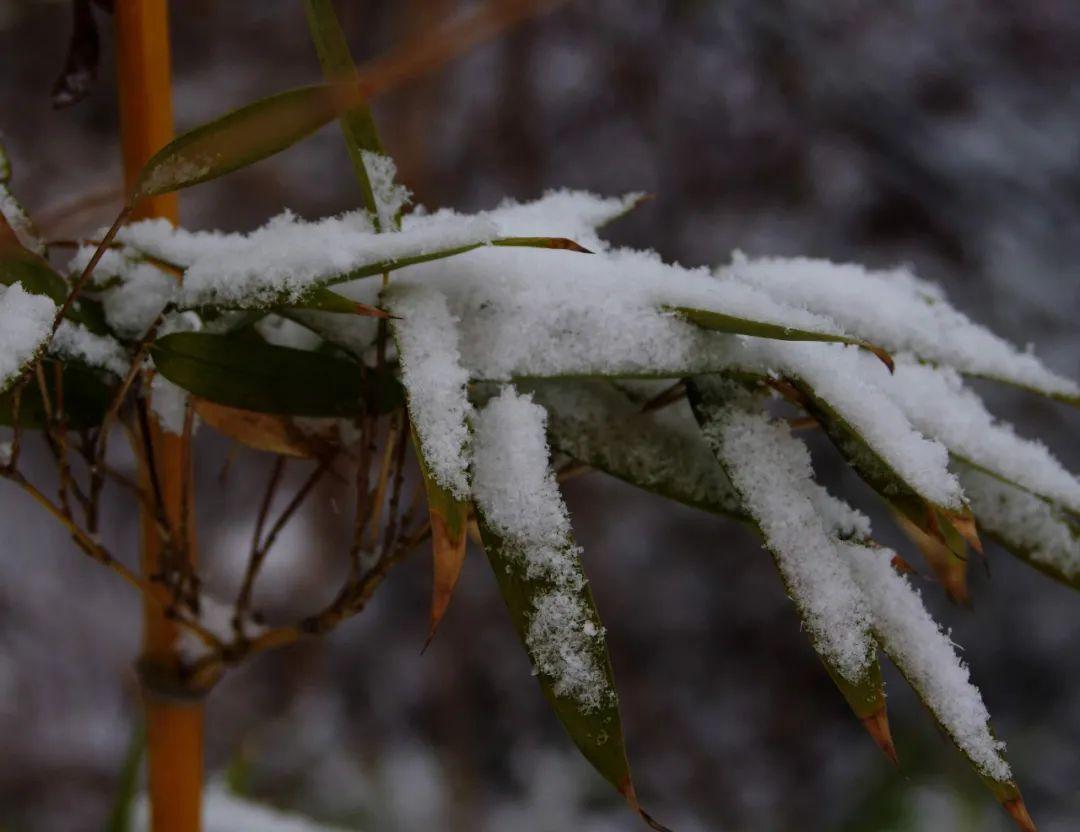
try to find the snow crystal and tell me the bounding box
[839,542,1012,781]
[482,188,645,248]
[725,254,1078,400]
[702,405,874,681]
[51,321,130,377]
[881,356,1080,513]
[149,372,196,437]
[0,283,55,391]
[68,244,178,338]
[959,465,1080,582]
[471,388,610,709]
[361,150,411,231]
[384,285,472,498]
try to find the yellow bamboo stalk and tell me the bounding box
[114,2,203,830]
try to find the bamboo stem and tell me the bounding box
[114,2,203,831]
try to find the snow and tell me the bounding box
[67,244,178,338]
[361,150,410,231]
[119,209,499,310]
[134,783,352,832]
[753,342,964,509]
[50,321,130,377]
[149,372,195,437]
[255,314,324,351]
[724,253,1079,400]
[876,356,1080,512]
[384,285,472,499]
[471,388,610,709]
[482,188,646,246]
[0,283,55,392]
[839,542,1012,781]
[700,403,874,681]
[959,464,1080,582]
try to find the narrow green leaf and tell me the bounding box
[959,462,1080,592]
[290,285,390,318]
[671,305,894,369]
[131,83,364,200]
[0,214,67,304]
[304,0,384,222]
[151,332,400,417]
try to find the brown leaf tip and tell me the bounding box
[549,237,592,254]
[1002,795,1037,832]
[860,708,898,766]
[620,780,674,832]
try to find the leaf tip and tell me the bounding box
[860,707,898,766]
[620,781,673,832]
[1002,793,1037,832]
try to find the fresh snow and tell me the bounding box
[471,388,611,709]
[702,404,874,681]
[149,372,195,437]
[361,150,410,231]
[881,356,1080,513]
[134,784,351,832]
[119,209,499,310]
[384,285,472,499]
[68,244,177,338]
[959,464,1080,582]
[0,283,55,392]
[839,542,1012,781]
[51,321,130,377]
[725,253,1079,400]
[0,184,43,254]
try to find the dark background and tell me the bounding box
[1,1,1078,830]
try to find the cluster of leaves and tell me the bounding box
[3,2,1076,829]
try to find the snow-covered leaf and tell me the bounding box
[838,542,1033,831]
[0,283,56,394]
[471,388,663,829]
[151,332,399,417]
[690,385,892,757]
[725,254,1078,406]
[131,83,366,200]
[385,285,473,639]
[960,463,1080,592]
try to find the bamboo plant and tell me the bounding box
[2,1,1076,829]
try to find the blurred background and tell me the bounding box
[1,1,1079,829]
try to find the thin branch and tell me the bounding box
[233,456,286,627]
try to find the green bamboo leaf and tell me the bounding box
[958,462,1080,592]
[785,375,979,566]
[688,381,894,761]
[131,83,364,200]
[0,360,111,429]
[670,306,894,369]
[151,332,401,417]
[304,0,384,222]
[472,389,666,830]
[0,214,67,304]
[289,285,390,318]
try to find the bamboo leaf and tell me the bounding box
[131,83,364,200]
[193,399,339,458]
[413,428,469,647]
[105,722,145,832]
[471,389,666,830]
[289,285,391,318]
[688,382,894,762]
[151,332,401,417]
[0,214,68,304]
[304,0,384,221]
[670,306,894,369]
[959,462,1080,592]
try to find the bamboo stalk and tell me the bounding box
[114,2,203,831]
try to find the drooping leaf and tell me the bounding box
[893,510,970,606]
[131,83,365,200]
[838,542,1034,832]
[193,399,339,458]
[959,463,1080,592]
[0,360,111,429]
[151,331,401,417]
[0,214,67,303]
[304,0,384,221]
[783,374,979,568]
[471,389,665,830]
[688,381,894,762]
[413,427,469,647]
